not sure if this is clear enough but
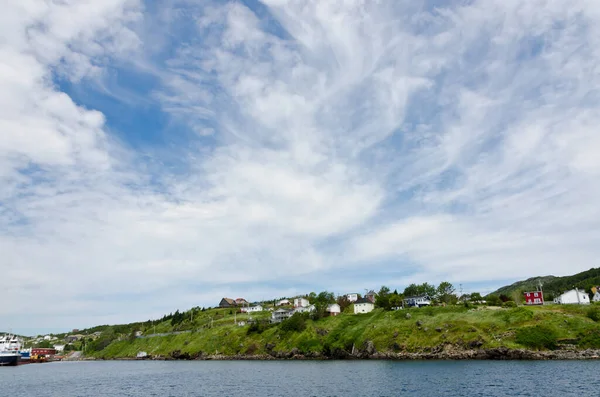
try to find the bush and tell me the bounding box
[578,330,600,349]
[280,313,307,333]
[502,301,517,308]
[586,306,600,322]
[515,326,558,350]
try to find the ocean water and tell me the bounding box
[2,360,600,396]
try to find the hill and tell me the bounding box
[69,303,600,360]
[491,267,600,299]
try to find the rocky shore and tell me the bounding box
[126,344,600,361]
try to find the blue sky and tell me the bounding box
[3,0,600,336]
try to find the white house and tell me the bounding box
[346,293,359,302]
[294,304,315,314]
[241,305,264,313]
[326,303,341,316]
[271,308,293,323]
[277,299,291,306]
[294,298,310,308]
[53,344,66,352]
[403,295,432,308]
[354,298,375,314]
[43,335,51,341]
[554,289,590,305]
[593,292,600,303]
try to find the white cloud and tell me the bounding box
[2,0,600,332]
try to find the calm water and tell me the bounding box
[2,360,600,396]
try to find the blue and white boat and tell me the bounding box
[20,348,31,361]
[0,334,22,366]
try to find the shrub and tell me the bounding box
[280,313,308,333]
[502,301,517,308]
[515,325,558,350]
[586,306,600,322]
[578,330,600,349]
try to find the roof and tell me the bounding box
[366,290,377,295]
[221,297,236,305]
[355,298,374,304]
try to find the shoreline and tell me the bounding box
[86,347,600,361]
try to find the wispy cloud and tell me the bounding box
[2,0,600,333]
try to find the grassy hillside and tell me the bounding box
[492,267,600,299]
[84,303,600,359]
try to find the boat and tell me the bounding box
[20,348,31,361]
[0,334,22,366]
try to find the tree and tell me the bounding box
[436,281,456,304]
[389,294,403,308]
[336,295,351,312]
[404,283,436,298]
[470,292,483,302]
[280,313,308,333]
[315,291,335,304]
[403,283,419,297]
[375,286,391,310]
[311,291,335,320]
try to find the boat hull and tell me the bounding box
[0,355,20,366]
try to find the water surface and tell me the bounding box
[2,360,599,396]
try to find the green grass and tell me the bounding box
[86,304,600,359]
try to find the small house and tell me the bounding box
[554,289,590,305]
[365,290,377,303]
[277,299,291,306]
[353,298,375,314]
[403,295,431,308]
[294,298,310,308]
[219,298,237,308]
[294,304,315,314]
[524,291,544,305]
[346,293,359,302]
[326,303,341,316]
[271,308,293,323]
[53,344,65,352]
[240,305,264,313]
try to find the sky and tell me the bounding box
[2,0,600,336]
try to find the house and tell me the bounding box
[403,295,432,308]
[65,334,85,342]
[271,308,293,323]
[53,344,66,352]
[365,290,377,303]
[326,303,341,316]
[235,298,248,305]
[354,298,375,314]
[219,297,237,308]
[43,335,51,341]
[293,304,315,314]
[346,293,359,302]
[524,291,544,305]
[554,289,590,305]
[592,286,600,302]
[277,299,291,306]
[240,305,264,313]
[135,331,143,337]
[294,298,310,308]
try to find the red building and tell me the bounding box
[524,291,544,305]
[32,348,57,356]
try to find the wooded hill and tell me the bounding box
[491,267,600,299]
